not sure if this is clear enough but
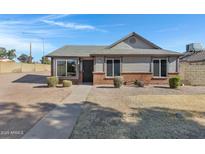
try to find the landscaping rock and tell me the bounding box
[175,112,183,119]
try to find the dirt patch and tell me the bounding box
[0,72,72,138]
[70,102,130,139]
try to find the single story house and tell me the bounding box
[46,32,182,85]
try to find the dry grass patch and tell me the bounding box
[71,86,205,138]
[127,95,205,112]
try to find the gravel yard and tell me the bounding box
[0,72,72,138]
[71,85,205,139]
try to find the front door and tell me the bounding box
[82,60,94,82]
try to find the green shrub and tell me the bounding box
[169,76,180,89]
[113,76,123,88]
[47,76,58,87]
[134,80,144,87]
[63,80,72,87]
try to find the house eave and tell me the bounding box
[90,53,182,57]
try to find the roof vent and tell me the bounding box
[186,43,203,52]
[129,37,136,44]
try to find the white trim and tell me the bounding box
[94,56,104,73]
[105,57,121,78]
[176,58,179,73]
[55,58,79,79]
[152,58,168,77]
[93,57,96,72]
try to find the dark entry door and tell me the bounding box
[82,60,94,82]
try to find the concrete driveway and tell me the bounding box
[0,72,72,138]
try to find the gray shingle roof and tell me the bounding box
[46,32,182,57]
[90,48,182,56]
[180,51,205,62]
[46,45,182,57]
[46,45,106,57]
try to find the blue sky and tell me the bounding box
[1,14,205,61]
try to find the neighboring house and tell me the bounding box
[0,58,13,62]
[180,50,205,62]
[46,32,182,85]
[180,44,205,85]
[0,47,12,62]
[0,47,6,51]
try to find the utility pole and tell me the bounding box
[29,42,32,63]
[43,38,45,57]
[42,38,45,63]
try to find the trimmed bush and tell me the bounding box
[113,76,123,88]
[63,80,72,87]
[169,76,180,89]
[138,80,144,87]
[47,76,58,87]
[134,80,139,85]
[134,80,144,87]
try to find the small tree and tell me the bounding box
[0,48,7,58]
[7,49,16,60]
[0,48,16,60]
[41,56,51,64]
[17,54,33,63]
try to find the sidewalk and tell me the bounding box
[22,85,92,139]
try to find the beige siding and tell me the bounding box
[168,57,177,73]
[124,36,154,49]
[111,41,133,49]
[122,56,151,73]
[112,36,155,49]
[94,56,104,72]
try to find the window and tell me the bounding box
[153,60,159,76]
[107,60,113,77]
[161,60,167,77]
[57,61,66,76]
[106,58,121,77]
[56,59,77,77]
[153,59,167,77]
[114,59,120,76]
[67,60,77,77]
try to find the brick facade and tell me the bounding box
[122,73,152,84]
[93,72,179,85]
[93,72,113,84]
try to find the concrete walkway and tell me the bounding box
[22,85,92,139]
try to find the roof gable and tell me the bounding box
[46,32,183,58]
[107,32,161,49]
